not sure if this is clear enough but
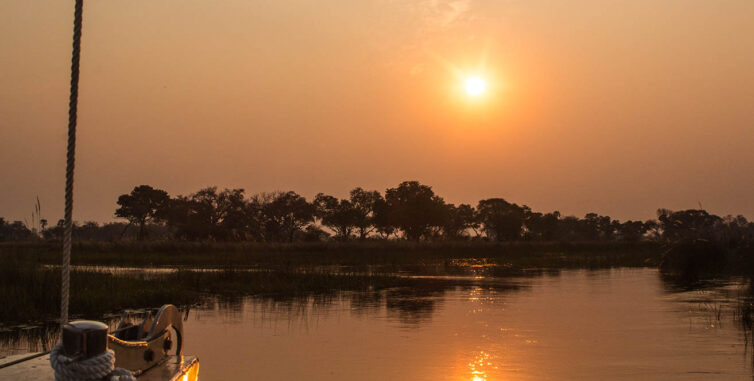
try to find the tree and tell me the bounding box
[476,198,526,241]
[372,197,396,239]
[644,219,662,240]
[556,216,581,240]
[42,219,65,240]
[115,185,170,240]
[657,209,722,242]
[350,188,382,239]
[302,225,331,242]
[216,188,250,241]
[579,213,615,241]
[616,220,648,242]
[0,218,35,241]
[74,221,100,241]
[441,203,476,240]
[163,187,250,241]
[313,193,359,240]
[165,196,204,240]
[263,191,315,242]
[246,192,275,242]
[720,215,754,245]
[524,211,560,241]
[384,181,446,240]
[164,188,217,240]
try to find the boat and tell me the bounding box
[0,0,199,379]
[0,305,199,380]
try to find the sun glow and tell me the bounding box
[465,76,486,96]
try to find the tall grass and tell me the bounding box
[0,251,520,324]
[0,240,662,323]
[0,256,195,323]
[0,240,663,269]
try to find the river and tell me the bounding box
[184,268,750,380]
[1,268,751,380]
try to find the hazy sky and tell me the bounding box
[1,0,753,223]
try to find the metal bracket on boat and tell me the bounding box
[108,304,184,375]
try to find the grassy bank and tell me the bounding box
[0,265,436,323]
[0,255,518,324]
[0,256,194,323]
[0,240,662,323]
[0,240,663,270]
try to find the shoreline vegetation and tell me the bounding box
[0,238,753,326]
[1,240,663,268]
[2,180,754,324]
[0,240,662,324]
[3,181,731,245]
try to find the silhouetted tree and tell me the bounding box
[384,181,446,240]
[524,211,561,241]
[616,220,649,242]
[165,197,203,240]
[23,180,753,245]
[350,188,382,239]
[246,192,274,241]
[0,218,35,241]
[441,203,476,240]
[215,188,249,241]
[372,197,396,239]
[41,219,65,240]
[644,219,662,241]
[164,188,219,240]
[476,198,526,241]
[263,191,315,242]
[163,187,248,240]
[580,213,615,241]
[34,219,168,241]
[657,209,722,242]
[115,185,170,240]
[74,221,100,241]
[719,215,754,246]
[302,225,331,242]
[313,193,359,240]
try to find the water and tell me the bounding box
[2,268,752,380]
[183,269,750,380]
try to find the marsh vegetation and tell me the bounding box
[3,182,754,356]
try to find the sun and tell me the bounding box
[465,76,486,96]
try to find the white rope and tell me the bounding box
[49,343,136,381]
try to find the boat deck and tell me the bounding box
[0,352,198,380]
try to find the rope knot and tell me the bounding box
[50,343,135,381]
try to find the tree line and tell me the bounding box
[2,181,753,244]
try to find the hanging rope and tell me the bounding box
[50,344,136,381]
[62,0,84,326]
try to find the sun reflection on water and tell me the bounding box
[468,350,495,380]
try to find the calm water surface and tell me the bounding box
[1,268,751,380]
[183,268,750,380]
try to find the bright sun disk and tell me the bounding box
[465,76,486,96]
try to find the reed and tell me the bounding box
[0,253,515,324]
[0,240,663,323]
[0,240,663,269]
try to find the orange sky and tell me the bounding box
[1,0,753,223]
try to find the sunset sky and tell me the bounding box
[1,0,753,223]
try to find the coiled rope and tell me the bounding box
[62,0,83,326]
[50,344,135,381]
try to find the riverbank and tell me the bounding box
[0,261,517,324]
[0,240,663,269]
[0,240,663,323]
